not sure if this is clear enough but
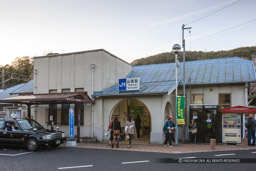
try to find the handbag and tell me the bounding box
[192,128,197,134]
[125,135,129,141]
[114,130,120,136]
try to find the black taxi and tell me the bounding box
[0,118,66,151]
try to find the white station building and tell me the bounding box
[1,49,255,144]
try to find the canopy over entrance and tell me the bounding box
[221,105,256,113]
[0,92,94,143]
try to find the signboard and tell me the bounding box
[69,107,74,139]
[176,96,185,125]
[130,106,143,115]
[119,78,140,91]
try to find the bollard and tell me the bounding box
[242,138,247,148]
[210,139,216,150]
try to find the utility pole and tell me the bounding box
[182,24,192,143]
[2,68,4,89]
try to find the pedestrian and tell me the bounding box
[188,119,197,144]
[246,113,255,146]
[163,116,175,147]
[135,115,141,138]
[110,116,121,148]
[126,117,136,148]
[108,119,114,146]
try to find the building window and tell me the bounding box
[49,89,57,94]
[75,88,84,92]
[192,94,203,104]
[219,94,231,109]
[62,89,70,93]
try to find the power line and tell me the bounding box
[193,18,256,41]
[186,0,241,25]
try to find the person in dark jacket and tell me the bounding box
[163,116,175,147]
[246,114,255,146]
[188,119,197,144]
[108,119,114,146]
[110,116,121,148]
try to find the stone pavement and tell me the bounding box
[65,142,256,154]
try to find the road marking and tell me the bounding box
[214,153,236,157]
[180,157,196,159]
[58,165,93,170]
[122,160,150,164]
[251,151,256,154]
[0,152,32,157]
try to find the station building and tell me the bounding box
[1,49,255,144]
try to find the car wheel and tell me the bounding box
[27,138,38,151]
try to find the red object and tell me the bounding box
[168,116,173,120]
[221,105,256,113]
[109,120,114,129]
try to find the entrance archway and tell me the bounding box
[110,98,151,143]
[164,102,174,123]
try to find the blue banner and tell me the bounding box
[69,107,74,139]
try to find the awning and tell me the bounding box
[221,105,256,113]
[0,92,94,104]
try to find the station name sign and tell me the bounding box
[119,77,140,91]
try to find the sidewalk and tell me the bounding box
[66,142,256,154]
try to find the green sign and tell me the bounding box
[130,106,143,115]
[176,96,185,125]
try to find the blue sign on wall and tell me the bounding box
[119,79,126,91]
[69,107,74,139]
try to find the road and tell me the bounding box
[0,146,256,171]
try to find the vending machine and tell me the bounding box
[222,113,242,144]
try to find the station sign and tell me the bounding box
[119,77,140,91]
[69,107,74,139]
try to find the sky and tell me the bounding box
[0,0,256,65]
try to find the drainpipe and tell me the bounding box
[33,69,37,93]
[90,64,96,138]
[243,82,248,138]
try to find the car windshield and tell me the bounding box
[28,119,44,130]
[17,120,32,130]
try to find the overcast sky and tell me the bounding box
[0,0,255,65]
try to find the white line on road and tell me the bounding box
[214,153,236,157]
[122,160,150,165]
[0,152,32,157]
[251,151,256,154]
[58,165,93,170]
[180,157,196,159]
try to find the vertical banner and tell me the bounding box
[69,107,74,139]
[177,96,185,125]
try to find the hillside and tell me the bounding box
[131,46,256,66]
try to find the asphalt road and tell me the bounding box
[0,146,256,171]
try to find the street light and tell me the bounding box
[172,43,181,146]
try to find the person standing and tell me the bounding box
[135,115,141,138]
[246,114,255,146]
[188,119,197,144]
[108,119,114,146]
[126,117,136,148]
[110,116,121,148]
[163,116,175,147]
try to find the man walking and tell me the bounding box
[246,114,255,146]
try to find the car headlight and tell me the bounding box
[61,133,65,138]
[42,134,52,140]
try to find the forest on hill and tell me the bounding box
[131,46,256,66]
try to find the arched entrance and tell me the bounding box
[110,98,151,143]
[164,102,174,123]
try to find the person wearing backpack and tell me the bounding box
[163,116,175,147]
[246,114,255,146]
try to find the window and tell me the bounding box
[0,120,4,129]
[192,94,203,104]
[49,89,57,94]
[219,94,231,109]
[62,89,70,93]
[75,88,84,92]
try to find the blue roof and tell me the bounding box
[10,80,34,95]
[0,83,25,100]
[95,57,256,97]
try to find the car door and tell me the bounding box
[0,120,8,145]
[9,121,25,145]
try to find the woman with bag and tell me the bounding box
[188,119,197,144]
[126,117,136,148]
[110,116,121,148]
